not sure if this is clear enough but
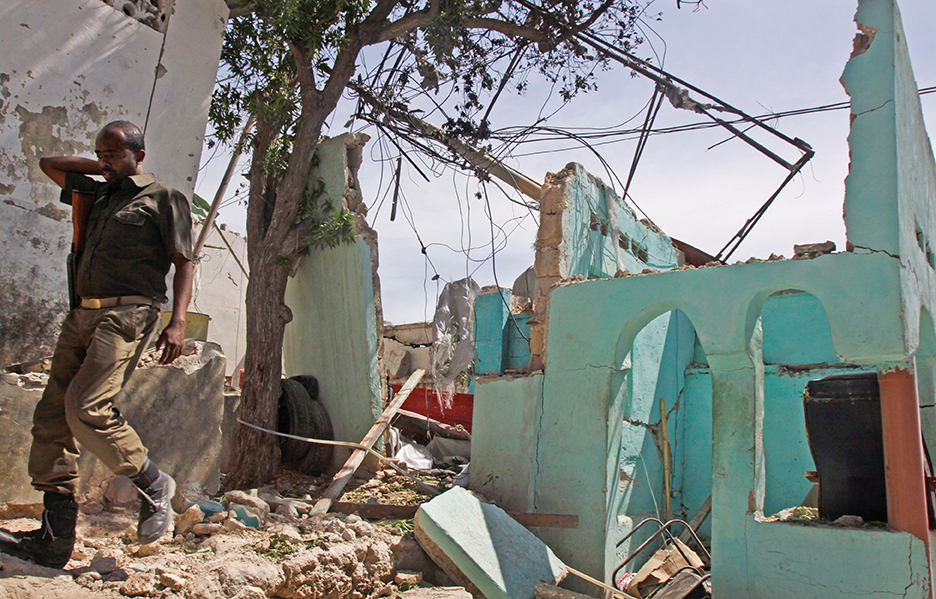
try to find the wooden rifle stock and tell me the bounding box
[67,191,94,310]
[71,191,93,253]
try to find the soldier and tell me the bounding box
[0,120,194,567]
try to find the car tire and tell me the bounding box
[296,398,335,476]
[289,374,319,400]
[278,379,314,464]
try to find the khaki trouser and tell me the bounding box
[29,304,159,495]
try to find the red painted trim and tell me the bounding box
[879,368,929,543]
[392,384,474,432]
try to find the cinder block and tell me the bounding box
[415,487,567,599]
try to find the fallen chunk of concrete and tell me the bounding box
[415,487,567,599]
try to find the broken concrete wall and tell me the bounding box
[529,163,679,370]
[471,374,543,511]
[0,341,225,505]
[473,2,936,596]
[0,0,227,367]
[284,134,383,467]
[612,310,695,564]
[678,291,881,530]
[843,0,936,358]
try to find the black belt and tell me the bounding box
[79,296,160,309]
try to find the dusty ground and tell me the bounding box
[0,467,465,599]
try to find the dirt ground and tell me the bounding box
[0,467,466,599]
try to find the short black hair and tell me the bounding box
[102,120,145,152]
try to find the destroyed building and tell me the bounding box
[1,0,935,598]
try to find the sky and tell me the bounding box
[194,0,936,326]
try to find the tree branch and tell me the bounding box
[462,17,548,46]
[552,0,615,47]
[287,40,315,95]
[263,1,401,251]
[376,6,549,47]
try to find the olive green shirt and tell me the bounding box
[60,172,193,302]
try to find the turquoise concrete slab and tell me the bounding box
[416,487,567,599]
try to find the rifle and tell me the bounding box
[67,191,94,310]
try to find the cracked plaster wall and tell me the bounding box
[0,0,227,367]
[843,0,936,359]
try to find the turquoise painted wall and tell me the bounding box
[613,311,696,567]
[843,0,936,357]
[761,292,839,365]
[470,374,544,511]
[283,135,382,463]
[505,315,532,371]
[560,163,677,278]
[679,367,713,540]
[283,238,382,458]
[529,249,909,595]
[474,289,511,375]
[473,288,532,374]
[744,521,929,599]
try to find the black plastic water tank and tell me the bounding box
[804,372,887,522]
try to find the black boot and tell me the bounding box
[132,459,176,545]
[0,492,78,569]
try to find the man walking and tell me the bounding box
[0,120,195,568]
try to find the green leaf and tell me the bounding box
[191,193,212,221]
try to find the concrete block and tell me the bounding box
[415,487,567,599]
[386,346,412,378]
[79,341,227,496]
[0,341,226,504]
[0,378,43,504]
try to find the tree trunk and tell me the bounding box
[223,25,373,488]
[226,248,292,489]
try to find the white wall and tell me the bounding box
[0,0,228,366]
[191,223,248,378]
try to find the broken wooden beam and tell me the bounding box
[679,494,712,544]
[312,369,426,514]
[332,501,578,529]
[534,582,599,599]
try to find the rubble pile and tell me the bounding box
[0,468,456,599]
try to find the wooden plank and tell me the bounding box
[332,502,419,520]
[679,494,712,543]
[331,501,578,529]
[509,512,579,530]
[312,369,426,514]
[535,582,599,599]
